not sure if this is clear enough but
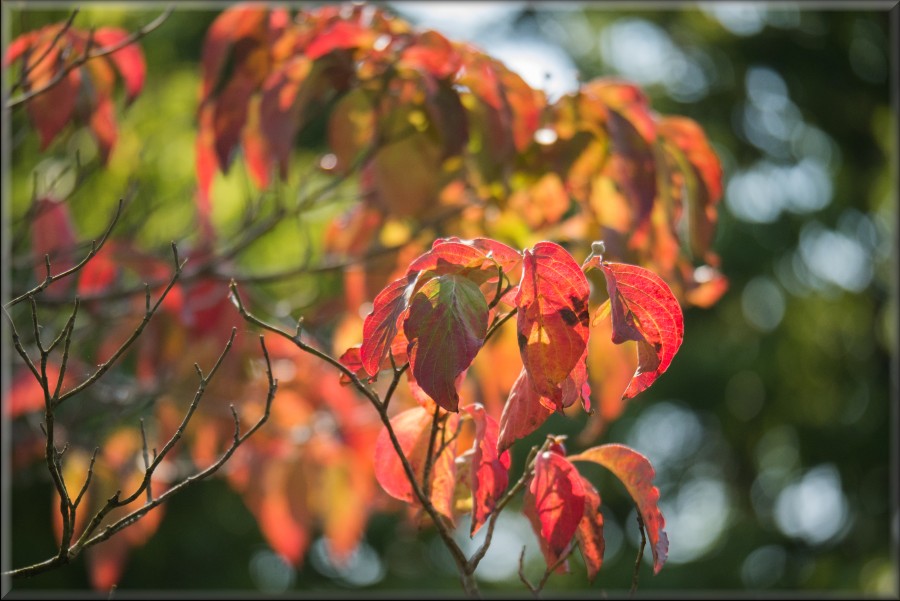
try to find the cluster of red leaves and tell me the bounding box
[6,21,146,162]
[351,237,675,579]
[197,3,725,306]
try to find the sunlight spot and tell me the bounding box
[250,549,295,593]
[774,464,850,545]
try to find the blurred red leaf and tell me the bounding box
[93,28,146,103]
[569,443,668,574]
[516,241,590,409]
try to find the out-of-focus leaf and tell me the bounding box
[516,241,590,408]
[569,444,668,574]
[404,274,488,412]
[93,28,145,103]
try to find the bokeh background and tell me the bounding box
[4,1,897,596]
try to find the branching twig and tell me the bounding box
[10,9,80,94]
[5,332,277,579]
[54,242,185,407]
[6,7,174,110]
[5,198,124,308]
[518,540,577,598]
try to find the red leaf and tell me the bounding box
[259,57,313,178]
[404,274,488,412]
[576,476,605,582]
[461,404,510,535]
[89,93,118,164]
[515,242,590,408]
[213,70,256,171]
[27,68,80,151]
[360,272,418,376]
[93,28,145,103]
[433,237,522,281]
[569,444,668,574]
[597,262,684,399]
[31,197,77,297]
[200,5,269,97]
[373,406,458,520]
[497,369,553,453]
[305,21,375,60]
[523,450,585,568]
[399,30,460,80]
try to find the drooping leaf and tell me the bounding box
[595,261,684,399]
[372,406,458,520]
[404,274,488,412]
[523,450,585,568]
[497,369,553,453]
[93,28,146,104]
[515,241,590,408]
[360,272,418,376]
[576,476,605,582]
[569,444,668,574]
[460,404,510,535]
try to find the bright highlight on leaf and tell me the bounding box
[515,241,590,409]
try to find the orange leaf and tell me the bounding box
[515,242,590,408]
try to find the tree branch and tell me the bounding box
[6,7,174,110]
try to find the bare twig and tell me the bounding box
[5,331,277,579]
[518,540,577,598]
[54,242,185,407]
[9,9,80,94]
[6,7,174,109]
[6,199,124,308]
[421,405,443,499]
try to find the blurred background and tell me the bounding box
[5,1,897,596]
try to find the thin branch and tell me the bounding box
[6,199,124,308]
[3,307,40,381]
[630,512,647,598]
[518,540,577,598]
[421,405,443,499]
[484,308,517,345]
[54,242,185,406]
[72,447,99,510]
[6,333,278,579]
[468,443,543,572]
[6,7,174,109]
[139,420,152,503]
[10,9,80,94]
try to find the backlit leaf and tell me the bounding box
[597,261,684,399]
[404,275,488,412]
[460,404,510,535]
[576,476,605,582]
[569,443,668,574]
[515,241,590,408]
[360,272,418,376]
[523,450,585,568]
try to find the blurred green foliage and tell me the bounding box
[4,2,896,596]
